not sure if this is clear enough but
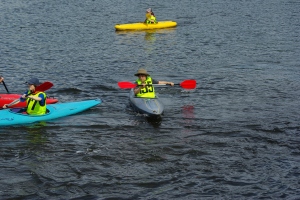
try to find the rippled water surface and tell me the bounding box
[1,0,300,199]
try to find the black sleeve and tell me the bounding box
[152,79,159,84]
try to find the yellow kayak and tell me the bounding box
[115,21,177,31]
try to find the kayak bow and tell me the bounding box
[129,89,164,117]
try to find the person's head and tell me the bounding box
[146,8,152,13]
[135,68,149,82]
[26,78,41,91]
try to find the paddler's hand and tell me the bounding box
[169,82,174,86]
[21,94,27,99]
[134,84,146,95]
[2,104,9,109]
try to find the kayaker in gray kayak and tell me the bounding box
[134,68,174,98]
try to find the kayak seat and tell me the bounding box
[134,96,158,99]
[11,108,26,114]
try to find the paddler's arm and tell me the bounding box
[3,99,20,109]
[26,94,42,101]
[158,81,174,86]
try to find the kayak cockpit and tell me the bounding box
[9,108,51,116]
[129,89,164,117]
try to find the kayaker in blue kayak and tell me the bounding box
[2,77,47,115]
[144,8,157,24]
[134,68,174,98]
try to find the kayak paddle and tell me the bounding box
[1,81,54,109]
[1,81,53,94]
[118,79,197,89]
[2,81,10,93]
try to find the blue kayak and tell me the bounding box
[129,89,164,117]
[0,99,101,126]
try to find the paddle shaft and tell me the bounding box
[6,92,37,108]
[2,81,9,93]
[138,84,172,87]
[118,80,196,89]
[6,99,21,108]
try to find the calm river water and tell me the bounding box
[0,0,299,199]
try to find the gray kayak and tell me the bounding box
[129,89,164,117]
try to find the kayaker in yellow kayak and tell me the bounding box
[144,8,157,24]
[3,77,47,115]
[134,68,174,98]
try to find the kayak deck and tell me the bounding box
[115,21,177,31]
[0,99,101,126]
[129,89,164,117]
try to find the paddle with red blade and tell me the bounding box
[1,81,53,94]
[2,81,54,108]
[118,79,197,89]
[21,81,54,99]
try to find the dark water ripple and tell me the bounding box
[1,0,300,199]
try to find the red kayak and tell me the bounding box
[0,94,58,108]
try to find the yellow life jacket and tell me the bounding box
[136,76,155,98]
[26,91,47,115]
[145,12,151,19]
[145,14,157,24]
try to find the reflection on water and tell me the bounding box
[182,105,195,120]
[129,114,162,128]
[25,121,48,145]
[115,28,176,36]
[144,31,156,43]
[146,115,162,128]
[181,105,195,143]
[115,28,177,54]
[115,28,177,45]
